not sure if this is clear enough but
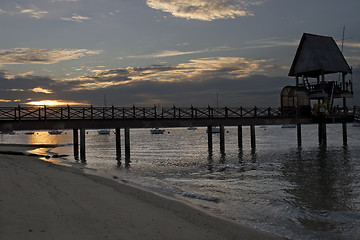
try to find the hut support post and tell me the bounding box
[342,122,347,146]
[318,122,327,146]
[80,128,86,162]
[73,128,79,160]
[116,128,121,160]
[220,125,225,154]
[207,126,213,153]
[297,124,302,147]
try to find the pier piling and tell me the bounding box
[125,128,130,162]
[80,128,86,161]
[116,128,121,160]
[250,125,256,150]
[220,125,225,154]
[73,128,79,160]
[207,126,213,153]
[238,125,243,150]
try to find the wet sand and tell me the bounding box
[0,152,283,240]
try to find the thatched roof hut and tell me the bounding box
[289,33,352,78]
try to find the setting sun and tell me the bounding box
[26,100,86,106]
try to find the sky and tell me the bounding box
[1,0,360,107]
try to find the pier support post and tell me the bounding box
[73,128,79,160]
[342,122,347,146]
[80,128,86,162]
[318,122,327,146]
[250,125,256,150]
[297,124,302,147]
[116,128,121,160]
[238,125,243,150]
[207,126,213,153]
[220,125,225,154]
[124,128,130,163]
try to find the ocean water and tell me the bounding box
[1,124,360,239]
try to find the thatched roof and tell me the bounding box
[288,33,352,77]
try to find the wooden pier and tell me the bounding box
[0,105,356,163]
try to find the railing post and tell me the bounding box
[60,107,63,120]
[83,107,85,119]
[225,106,228,118]
[143,108,146,118]
[173,106,176,119]
[38,107,41,120]
[267,107,271,117]
[133,105,136,119]
[240,107,243,117]
[254,106,257,118]
[112,105,115,119]
[18,105,21,121]
[44,105,47,120]
[91,105,93,120]
[154,105,157,119]
[67,105,70,120]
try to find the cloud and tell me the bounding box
[69,57,271,91]
[244,38,300,49]
[146,0,263,21]
[30,87,53,94]
[0,48,101,65]
[126,46,233,59]
[344,41,360,49]
[61,14,91,23]
[15,4,48,19]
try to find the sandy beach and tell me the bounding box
[0,151,283,240]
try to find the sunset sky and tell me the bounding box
[1,0,360,107]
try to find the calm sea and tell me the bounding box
[1,124,360,239]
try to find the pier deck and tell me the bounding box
[0,105,356,162]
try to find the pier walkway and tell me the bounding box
[0,105,356,162]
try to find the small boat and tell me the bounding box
[98,129,110,135]
[281,124,296,128]
[25,131,35,135]
[187,126,197,130]
[352,122,360,127]
[206,126,221,133]
[48,130,62,135]
[1,130,15,135]
[150,128,165,134]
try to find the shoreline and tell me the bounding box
[0,152,284,239]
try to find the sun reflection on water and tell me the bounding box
[27,131,71,145]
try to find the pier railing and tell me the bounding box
[0,105,357,121]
